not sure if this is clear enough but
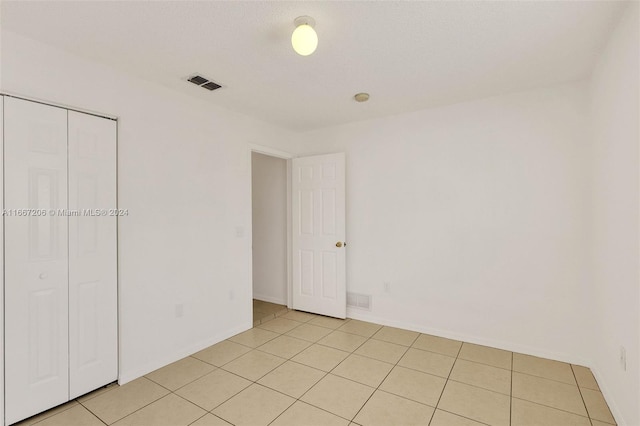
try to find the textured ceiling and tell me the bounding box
[0,1,627,132]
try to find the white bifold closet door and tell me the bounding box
[4,98,70,424]
[4,97,117,425]
[68,110,117,399]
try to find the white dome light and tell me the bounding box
[292,16,318,56]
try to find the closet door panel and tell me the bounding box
[4,97,69,425]
[68,111,118,399]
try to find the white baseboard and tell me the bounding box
[589,365,626,426]
[118,322,251,385]
[253,293,287,306]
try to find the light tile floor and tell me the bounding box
[15,312,616,426]
[253,300,289,325]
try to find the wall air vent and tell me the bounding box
[187,74,222,91]
[347,292,372,311]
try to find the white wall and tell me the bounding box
[0,30,298,386]
[251,152,288,305]
[300,82,593,365]
[588,3,639,425]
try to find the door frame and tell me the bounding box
[248,144,294,311]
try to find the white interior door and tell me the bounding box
[68,111,118,399]
[292,153,346,318]
[4,97,70,425]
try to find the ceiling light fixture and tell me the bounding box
[291,16,318,56]
[354,93,370,102]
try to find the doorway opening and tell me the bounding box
[250,147,292,325]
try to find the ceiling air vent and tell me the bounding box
[187,74,222,91]
[201,81,221,91]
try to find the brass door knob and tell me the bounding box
[336,242,343,248]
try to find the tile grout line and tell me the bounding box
[230,382,298,425]
[208,335,531,402]
[265,383,344,426]
[571,364,594,426]
[456,354,512,372]
[205,376,297,424]
[511,368,602,403]
[444,377,512,397]
[256,317,309,335]
[511,396,595,421]
[20,401,79,426]
[434,408,493,426]
[76,383,119,405]
[185,412,210,426]
[168,392,220,423]
[511,367,587,387]
[428,339,464,425]
[199,373,255,419]
[280,325,375,424]
[217,353,289,387]
[264,350,342,424]
[269,322,379,423]
[77,378,169,426]
[145,365,219,395]
[225,322,514,425]
[218,317,366,425]
[228,328,285,349]
[79,403,110,426]
[24,401,108,426]
[93,378,174,422]
[333,324,407,423]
